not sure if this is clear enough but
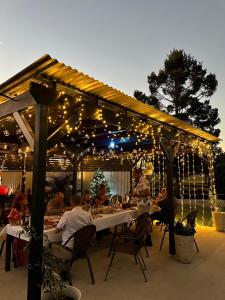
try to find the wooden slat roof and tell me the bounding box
[0,54,219,142]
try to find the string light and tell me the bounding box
[187,153,192,212]
[200,153,205,225]
[192,150,197,210]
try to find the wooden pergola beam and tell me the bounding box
[13,112,34,149]
[0,91,36,118]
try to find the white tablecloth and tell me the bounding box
[0,208,138,244]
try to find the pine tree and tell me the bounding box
[89,169,111,199]
[134,49,220,137]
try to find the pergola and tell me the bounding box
[0,55,219,300]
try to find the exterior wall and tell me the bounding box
[0,170,130,198]
[82,171,130,197]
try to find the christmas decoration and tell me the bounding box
[89,169,111,199]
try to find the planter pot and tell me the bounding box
[212,211,225,232]
[175,233,194,264]
[42,285,81,300]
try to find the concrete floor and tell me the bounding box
[0,225,225,300]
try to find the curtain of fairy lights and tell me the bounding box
[187,153,192,212]
[181,152,185,218]
[192,150,197,210]
[151,153,156,197]
[162,153,165,187]
[201,154,205,225]
[157,148,161,193]
[208,150,217,208]
[177,154,183,217]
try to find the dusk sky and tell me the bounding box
[0,0,224,149]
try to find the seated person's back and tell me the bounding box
[56,195,94,249]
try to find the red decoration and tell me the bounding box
[0,186,9,196]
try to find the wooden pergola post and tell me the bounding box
[160,139,180,255]
[72,161,78,195]
[27,103,48,300]
[26,83,56,300]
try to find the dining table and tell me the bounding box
[0,207,138,271]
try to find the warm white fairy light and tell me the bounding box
[157,148,161,193]
[162,152,165,187]
[152,153,156,197]
[181,152,185,218]
[200,153,205,225]
[187,153,192,212]
[208,149,217,208]
[177,153,182,209]
[192,150,197,209]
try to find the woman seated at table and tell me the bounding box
[94,184,109,207]
[94,184,111,239]
[7,193,29,267]
[81,190,91,206]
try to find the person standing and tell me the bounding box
[129,168,152,246]
[132,168,151,214]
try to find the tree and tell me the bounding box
[89,169,111,199]
[134,49,220,136]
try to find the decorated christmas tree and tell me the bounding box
[89,169,111,199]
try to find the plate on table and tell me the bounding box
[92,214,103,219]
[129,207,137,210]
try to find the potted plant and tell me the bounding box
[174,221,195,264]
[211,200,225,232]
[21,226,81,300]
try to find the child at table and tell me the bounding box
[7,193,29,267]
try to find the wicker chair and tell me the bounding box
[51,224,96,285]
[104,212,150,282]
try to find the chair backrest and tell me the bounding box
[67,224,96,261]
[135,212,149,242]
[111,195,123,205]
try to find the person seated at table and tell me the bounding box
[153,187,167,205]
[7,193,29,267]
[151,187,168,223]
[128,168,152,246]
[81,190,91,206]
[94,184,109,207]
[50,195,94,259]
[45,192,65,216]
[151,187,177,224]
[8,193,29,225]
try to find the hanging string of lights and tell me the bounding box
[162,152,165,187]
[181,152,185,218]
[177,153,182,213]
[187,153,192,212]
[200,153,205,225]
[192,150,197,210]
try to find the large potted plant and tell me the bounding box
[174,221,195,264]
[21,226,81,300]
[211,200,225,232]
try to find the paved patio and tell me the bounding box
[0,225,225,300]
